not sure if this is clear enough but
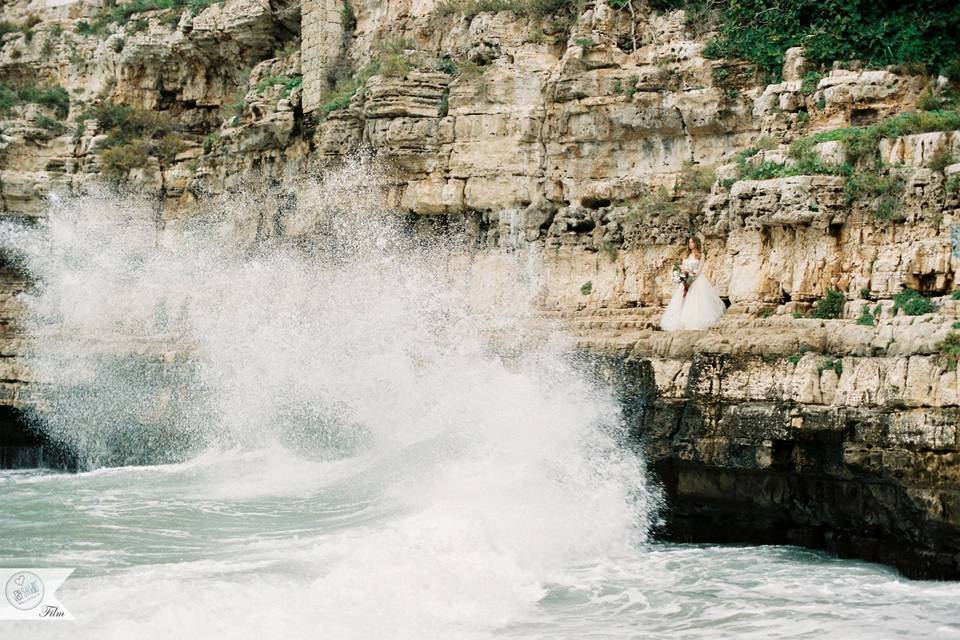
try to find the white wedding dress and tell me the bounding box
[660,254,726,331]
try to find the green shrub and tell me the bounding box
[787,346,813,365]
[930,150,955,173]
[676,161,715,200]
[434,0,515,19]
[600,241,618,262]
[844,171,905,221]
[919,90,943,111]
[202,132,219,154]
[380,53,413,78]
[741,160,787,181]
[812,288,845,319]
[101,139,152,178]
[155,133,185,165]
[855,305,875,326]
[652,0,960,81]
[892,288,935,316]
[129,17,150,33]
[953,321,960,330]
[80,102,185,178]
[941,332,960,371]
[625,162,715,221]
[800,71,823,96]
[580,281,592,295]
[317,59,381,119]
[730,135,848,183]
[34,114,67,134]
[782,113,959,220]
[0,21,19,39]
[0,83,70,118]
[952,290,960,301]
[947,175,960,195]
[437,92,449,117]
[437,57,458,76]
[817,356,843,377]
[81,103,175,146]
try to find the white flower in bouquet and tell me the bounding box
[671,263,695,287]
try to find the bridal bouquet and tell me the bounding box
[671,263,696,288]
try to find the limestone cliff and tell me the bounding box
[2,0,960,578]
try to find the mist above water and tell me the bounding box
[0,157,661,635]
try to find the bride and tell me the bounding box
[660,236,726,331]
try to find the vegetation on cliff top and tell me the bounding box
[318,37,481,120]
[76,0,222,37]
[725,109,960,220]
[434,0,584,34]
[651,0,960,80]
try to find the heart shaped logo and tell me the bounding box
[14,575,23,586]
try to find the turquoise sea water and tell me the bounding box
[2,452,959,640]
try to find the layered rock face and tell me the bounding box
[1,0,960,577]
[612,316,960,580]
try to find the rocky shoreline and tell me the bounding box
[584,314,960,581]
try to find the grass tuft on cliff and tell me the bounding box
[650,0,960,81]
[855,304,877,326]
[817,356,843,377]
[255,75,302,99]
